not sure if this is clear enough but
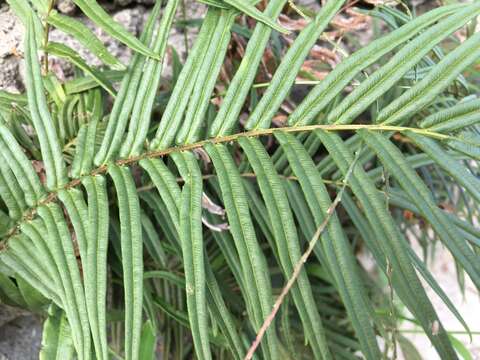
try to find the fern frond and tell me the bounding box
[1,1,479,359]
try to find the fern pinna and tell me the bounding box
[0,0,479,359]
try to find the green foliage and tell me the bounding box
[0,0,479,359]
[40,304,76,360]
[46,10,125,71]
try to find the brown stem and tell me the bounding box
[0,124,447,248]
[244,146,361,360]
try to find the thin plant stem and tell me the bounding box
[288,0,309,20]
[399,329,480,335]
[136,173,347,192]
[244,146,362,360]
[0,124,452,247]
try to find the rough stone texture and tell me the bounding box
[57,0,76,15]
[0,1,204,93]
[0,6,25,92]
[0,306,42,360]
[0,4,152,87]
[114,0,156,6]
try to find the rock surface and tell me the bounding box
[0,306,42,360]
[0,316,42,360]
[57,0,76,15]
[0,1,204,93]
[0,6,25,92]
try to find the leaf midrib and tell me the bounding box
[0,123,450,247]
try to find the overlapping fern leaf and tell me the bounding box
[0,0,479,359]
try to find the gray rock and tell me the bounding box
[0,4,155,92]
[112,6,147,35]
[0,306,42,360]
[0,5,24,92]
[57,0,76,15]
[114,0,156,5]
[0,305,27,328]
[0,56,23,93]
[0,0,206,93]
[114,0,134,7]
